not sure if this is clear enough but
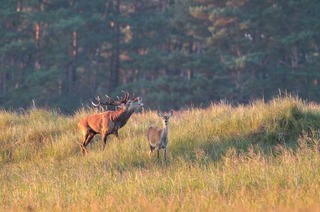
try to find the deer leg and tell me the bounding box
[83,133,94,146]
[163,148,167,161]
[157,148,160,161]
[80,131,88,152]
[149,146,155,157]
[82,132,95,155]
[101,132,109,151]
[80,143,86,155]
[114,130,120,143]
[80,130,90,154]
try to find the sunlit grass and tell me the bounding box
[1,96,320,210]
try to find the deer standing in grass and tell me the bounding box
[147,111,173,161]
[78,92,143,155]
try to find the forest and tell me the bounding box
[1,0,320,113]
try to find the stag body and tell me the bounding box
[79,96,143,155]
[147,111,173,161]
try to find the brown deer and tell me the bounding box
[147,111,173,161]
[78,92,143,155]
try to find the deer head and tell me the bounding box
[157,110,173,127]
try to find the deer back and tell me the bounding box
[79,111,114,134]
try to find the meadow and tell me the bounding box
[1,96,320,211]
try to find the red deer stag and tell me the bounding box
[78,92,143,155]
[147,111,173,161]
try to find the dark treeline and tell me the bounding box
[1,0,320,113]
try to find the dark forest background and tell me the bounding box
[1,0,320,113]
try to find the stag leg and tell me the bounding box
[81,144,89,155]
[114,130,121,143]
[81,132,95,155]
[101,132,109,151]
[80,130,88,154]
[163,148,167,161]
[80,131,89,154]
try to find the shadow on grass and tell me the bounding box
[170,105,320,165]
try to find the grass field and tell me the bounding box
[1,96,320,211]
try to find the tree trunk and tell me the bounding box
[187,40,194,80]
[35,22,41,70]
[1,71,7,102]
[110,0,120,91]
[68,31,77,92]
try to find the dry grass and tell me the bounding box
[1,96,320,211]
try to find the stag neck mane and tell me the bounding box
[109,106,135,125]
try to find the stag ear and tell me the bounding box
[157,111,163,118]
[168,110,173,117]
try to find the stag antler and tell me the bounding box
[105,91,130,106]
[91,96,108,112]
[117,90,129,102]
[91,91,131,112]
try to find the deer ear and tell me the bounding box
[168,110,173,117]
[157,111,163,117]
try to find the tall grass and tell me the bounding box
[1,96,320,211]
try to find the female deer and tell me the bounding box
[147,111,173,161]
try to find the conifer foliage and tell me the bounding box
[0,1,319,112]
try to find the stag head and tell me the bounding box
[126,96,143,111]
